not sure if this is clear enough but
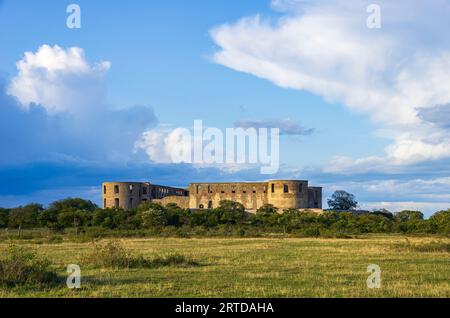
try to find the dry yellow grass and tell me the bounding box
[0,235,448,297]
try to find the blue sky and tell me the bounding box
[1,0,450,216]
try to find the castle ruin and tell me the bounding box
[102,180,322,212]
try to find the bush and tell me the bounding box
[84,240,199,268]
[0,244,59,287]
[392,240,450,253]
[149,254,199,268]
[83,241,148,268]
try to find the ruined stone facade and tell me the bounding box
[189,180,322,212]
[102,182,188,210]
[102,180,322,212]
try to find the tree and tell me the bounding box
[327,191,358,211]
[429,209,450,234]
[57,209,91,234]
[8,203,43,235]
[395,210,424,222]
[139,203,168,227]
[215,200,246,224]
[47,198,98,214]
[0,208,10,228]
[256,204,278,216]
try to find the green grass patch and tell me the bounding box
[0,244,60,288]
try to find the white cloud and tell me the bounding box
[134,129,185,164]
[360,201,450,214]
[234,118,314,136]
[134,127,259,173]
[7,44,111,113]
[210,0,450,172]
[317,176,450,215]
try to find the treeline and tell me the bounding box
[0,198,449,236]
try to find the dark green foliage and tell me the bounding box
[429,209,450,234]
[0,208,9,228]
[0,244,59,287]
[327,190,358,210]
[8,203,43,231]
[47,198,97,213]
[139,203,168,227]
[0,198,449,237]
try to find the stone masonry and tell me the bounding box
[102,180,322,212]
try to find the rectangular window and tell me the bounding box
[143,187,147,195]
[114,185,119,194]
[284,184,289,193]
[129,198,133,207]
[271,184,275,193]
[299,184,302,192]
[232,190,236,194]
[103,186,106,194]
[103,198,106,208]
[114,198,119,208]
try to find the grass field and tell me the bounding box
[0,235,449,297]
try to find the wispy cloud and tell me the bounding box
[234,118,314,136]
[210,0,450,172]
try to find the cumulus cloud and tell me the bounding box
[1,45,157,165]
[234,118,314,136]
[7,44,110,113]
[134,129,187,164]
[210,0,450,172]
[418,103,450,129]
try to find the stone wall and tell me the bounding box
[153,196,190,208]
[102,182,188,210]
[188,182,269,212]
[307,187,323,209]
[102,180,322,212]
[188,180,321,213]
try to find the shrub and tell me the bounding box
[400,241,450,253]
[83,241,148,268]
[0,244,59,287]
[84,240,199,268]
[149,254,199,268]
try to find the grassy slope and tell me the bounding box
[0,235,449,297]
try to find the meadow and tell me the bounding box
[0,234,448,298]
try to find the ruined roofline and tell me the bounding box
[102,181,186,190]
[190,180,309,185]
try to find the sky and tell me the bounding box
[1,0,450,216]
